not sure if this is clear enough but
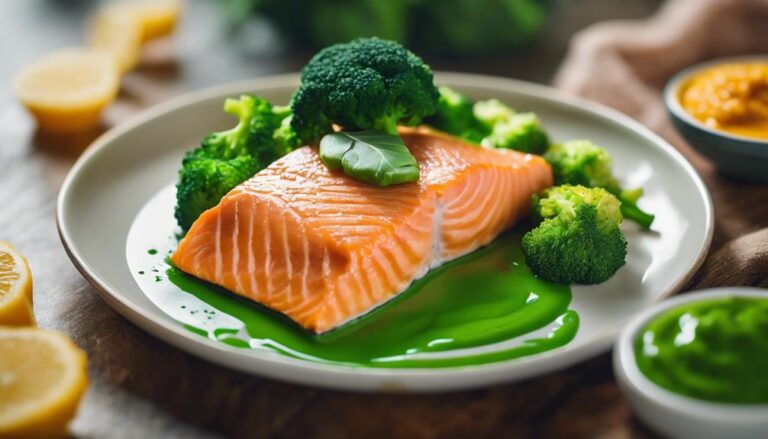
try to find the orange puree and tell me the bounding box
[680,62,768,139]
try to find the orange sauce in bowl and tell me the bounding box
[679,62,768,140]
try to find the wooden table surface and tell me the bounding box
[1,1,667,437]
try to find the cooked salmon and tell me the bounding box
[172,127,553,333]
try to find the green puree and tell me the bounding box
[166,232,579,368]
[635,297,768,404]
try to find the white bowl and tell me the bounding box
[614,287,768,439]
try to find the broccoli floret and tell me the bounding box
[197,95,272,159]
[473,99,516,126]
[480,112,549,153]
[473,99,549,153]
[175,155,259,232]
[272,105,300,156]
[424,90,548,152]
[543,140,655,229]
[425,86,488,143]
[174,95,300,232]
[290,37,440,143]
[522,185,627,284]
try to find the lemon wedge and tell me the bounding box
[107,0,182,43]
[0,242,34,327]
[0,328,89,439]
[88,5,143,73]
[14,48,119,133]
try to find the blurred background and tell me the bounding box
[2,0,663,103]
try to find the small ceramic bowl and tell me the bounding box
[664,57,768,182]
[614,287,768,439]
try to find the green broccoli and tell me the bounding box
[479,112,549,153]
[175,95,300,232]
[425,90,549,153]
[473,99,516,126]
[543,140,655,229]
[175,155,259,232]
[473,99,548,153]
[522,185,627,284]
[425,86,488,143]
[272,105,300,157]
[204,96,297,163]
[290,37,440,143]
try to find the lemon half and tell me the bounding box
[14,48,119,133]
[107,0,181,43]
[0,328,89,439]
[0,242,34,326]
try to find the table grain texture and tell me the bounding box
[1,0,709,437]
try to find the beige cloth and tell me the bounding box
[553,0,768,289]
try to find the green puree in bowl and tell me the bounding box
[165,232,579,368]
[635,297,768,404]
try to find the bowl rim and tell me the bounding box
[664,55,768,148]
[615,286,768,420]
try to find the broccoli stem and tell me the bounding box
[375,111,408,135]
[619,195,655,229]
[380,116,400,135]
[209,97,254,156]
[223,97,251,120]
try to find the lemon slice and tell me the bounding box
[14,48,119,133]
[0,242,34,327]
[88,5,143,73]
[0,328,88,439]
[108,0,182,43]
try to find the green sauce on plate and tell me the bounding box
[635,297,768,404]
[161,232,579,368]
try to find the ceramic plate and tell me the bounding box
[57,73,713,392]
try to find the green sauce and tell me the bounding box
[635,297,768,404]
[162,232,578,368]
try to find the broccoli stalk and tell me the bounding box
[522,185,628,284]
[175,95,300,232]
[290,37,440,143]
[543,140,655,229]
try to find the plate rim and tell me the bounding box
[56,72,714,392]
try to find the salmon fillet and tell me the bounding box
[172,128,553,333]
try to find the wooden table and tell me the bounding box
[1,1,666,437]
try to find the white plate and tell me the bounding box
[57,73,713,392]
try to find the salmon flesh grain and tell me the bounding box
[172,128,553,333]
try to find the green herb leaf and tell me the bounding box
[319,130,419,186]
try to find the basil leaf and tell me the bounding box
[319,130,419,186]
